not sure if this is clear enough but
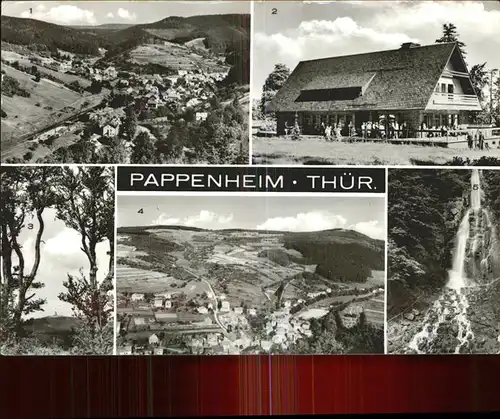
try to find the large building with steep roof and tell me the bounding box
[269,42,482,136]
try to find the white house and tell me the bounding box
[234,307,244,315]
[133,317,145,326]
[260,340,272,351]
[165,300,172,309]
[186,98,201,108]
[221,301,231,312]
[248,309,257,316]
[196,112,208,122]
[153,347,164,355]
[207,334,218,346]
[102,120,120,137]
[104,65,117,79]
[154,298,164,308]
[149,334,159,345]
[131,293,144,301]
[197,306,209,314]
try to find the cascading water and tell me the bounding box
[446,210,471,290]
[407,169,484,354]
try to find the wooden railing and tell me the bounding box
[431,92,480,106]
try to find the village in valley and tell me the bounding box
[1,8,250,164]
[115,226,385,355]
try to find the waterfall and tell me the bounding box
[446,169,481,290]
[446,210,471,289]
[406,169,483,353]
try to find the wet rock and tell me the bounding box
[412,309,420,316]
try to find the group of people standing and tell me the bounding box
[467,130,489,150]
[322,122,344,142]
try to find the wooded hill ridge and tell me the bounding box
[1,14,250,58]
[118,226,384,283]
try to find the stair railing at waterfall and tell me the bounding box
[387,294,427,322]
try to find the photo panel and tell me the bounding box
[387,167,500,354]
[251,1,500,166]
[0,165,116,355]
[115,169,387,355]
[1,1,251,165]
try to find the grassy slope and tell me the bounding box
[1,64,83,143]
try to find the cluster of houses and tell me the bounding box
[108,66,228,115]
[88,107,125,137]
[341,304,365,328]
[263,305,312,351]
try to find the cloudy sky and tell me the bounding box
[1,1,249,25]
[14,208,110,319]
[118,195,386,240]
[253,1,500,99]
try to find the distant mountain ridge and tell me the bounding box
[118,224,384,283]
[1,13,250,56]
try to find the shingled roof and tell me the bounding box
[269,42,464,113]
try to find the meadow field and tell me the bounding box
[252,135,500,166]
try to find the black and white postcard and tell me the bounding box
[115,193,386,355]
[1,1,250,164]
[252,1,500,166]
[0,166,115,355]
[387,168,500,354]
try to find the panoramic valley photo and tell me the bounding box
[1,1,250,164]
[387,168,500,354]
[0,166,115,355]
[252,1,500,166]
[115,196,386,355]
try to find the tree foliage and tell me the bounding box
[470,63,488,102]
[435,23,467,59]
[131,131,157,164]
[260,63,290,116]
[0,167,115,353]
[0,167,60,338]
[387,169,470,315]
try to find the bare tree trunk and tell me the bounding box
[12,209,45,337]
[108,238,114,278]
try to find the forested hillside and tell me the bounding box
[283,229,384,283]
[387,169,470,315]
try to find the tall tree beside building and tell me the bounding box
[121,106,137,141]
[156,122,184,162]
[260,63,290,117]
[493,75,500,126]
[469,63,488,102]
[131,132,156,164]
[99,137,128,164]
[435,23,467,59]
